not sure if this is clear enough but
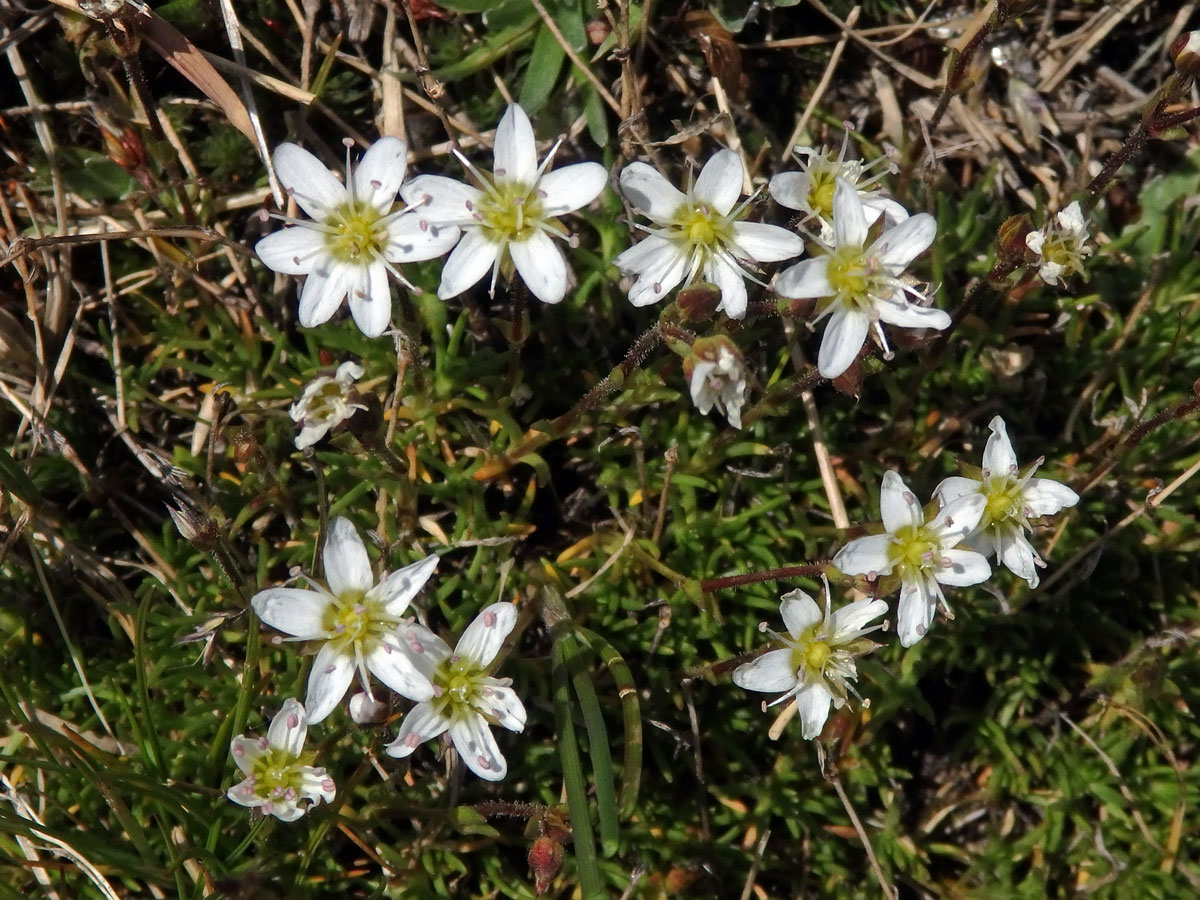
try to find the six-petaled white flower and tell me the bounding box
[400,104,607,304]
[1025,200,1091,285]
[290,361,366,450]
[614,149,804,318]
[255,138,459,337]
[834,471,991,647]
[734,586,887,740]
[251,517,438,723]
[685,336,749,429]
[774,178,949,379]
[935,416,1079,588]
[384,602,526,782]
[227,698,336,821]
[769,138,907,241]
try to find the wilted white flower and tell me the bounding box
[227,698,335,822]
[935,416,1079,588]
[685,336,748,429]
[1171,30,1200,76]
[1025,201,1091,285]
[775,178,949,379]
[255,138,459,337]
[769,137,907,241]
[614,149,804,319]
[290,361,365,450]
[385,602,526,781]
[400,104,606,304]
[251,517,438,723]
[834,471,991,647]
[733,586,887,739]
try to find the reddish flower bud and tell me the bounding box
[527,836,565,894]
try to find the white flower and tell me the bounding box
[733,587,887,739]
[400,104,606,305]
[227,698,336,822]
[935,416,1079,588]
[251,517,438,723]
[255,138,459,338]
[686,337,748,429]
[775,178,949,379]
[384,602,526,781]
[1025,201,1091,285]
[613,149,805,319]
[769,138,907,241]
[290,361,366,450]
[834,471,991,647]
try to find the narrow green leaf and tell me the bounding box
[519,25,566,114]
[567,638,620,857]
[0,447,42,507]
[575,626,642,818]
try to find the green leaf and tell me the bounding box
[451,806,502,837]
[0,448,41,508]
[519,25,567,114]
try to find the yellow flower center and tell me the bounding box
[250,747,316,798]
[810,174,837,220]
[887,523,940,574]
[476,181,548,242]
[321,588,391,653]
[672,203,732,248]
[826,245,871,303]
[327,201,387,263]
[982,476,1023,525]
[432,656,487,715]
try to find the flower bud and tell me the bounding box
[1170,31,1200,79]
[684,336,748,430]
[527,835,565,894]
[675,282,721,323]
[995,214,1033,263]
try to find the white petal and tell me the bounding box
[384,702,451,758]
[832,179,868,249]
[347,260,391,337]
[295,420,330,450]
[995,529,1041,586]
[372,554,439,617]
[774,257,834,299]
[733,648,798,694]
[703,254,748,319]
[384,214,461,263]
[880,470,923,532]
[619,162,687,223]
[323,517,373,596]
[1024,478,1079,515]
[693,149,743,216]
[689,361,716,413]
[731,222,804,263]
[779,590,821,637]
[983,416,1018,474]
[348,692,388,724]
[796,681,834,740]
[970,529,997,558]
[874,297,950,331]
[274,143,346,220]
[871,213,936,269]
[251,588,332,639]
[396,621,452,682]
[270,804,305,823]
[619,239,690,307]
[227,776,264,807]
[493,104,538,187]
[861,195,910,228]
[230,736,266,776]
[478,680,527,732]
[896,575,939,647]
[538,162,607,215]
[830,597,888,637]
[510,231,568,304]
[438,229,501,299]
[267,698,308,755]
[833,534,894,577]
[305,642,355,724]
[298,263,352,328]
[353,136,407,211]
[456,602,517,665]
[255,227,327,275]
[767,171,811,211]
[400,174,484,227]
[450,714,507,781]
[817,305,870,379]
[334,361,364,383]
[366,639,435,701]
[932,493,986,543]
[935,476,982,506]
[935,548,992,587]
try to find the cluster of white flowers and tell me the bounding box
[229,517,527,821]
[736,416,1077,739]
